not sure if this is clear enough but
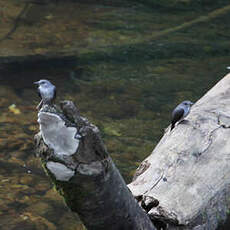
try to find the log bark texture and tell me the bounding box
[128,73,230,230]
[34,101,155,230]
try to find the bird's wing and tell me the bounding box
[171,107,184,124]
[37,88,41,99]
[53,86,56,100]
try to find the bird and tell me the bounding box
[171,100,193,131]
[34,79,56,110]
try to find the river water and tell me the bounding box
[0,1,230,229]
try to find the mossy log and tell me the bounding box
[128,73,230,230]
[34,101,155,230]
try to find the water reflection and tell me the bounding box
[0,0,230,229]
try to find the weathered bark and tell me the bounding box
[34,101,155,230]
[128,73,230,230]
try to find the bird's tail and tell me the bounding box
[170,123,175,131]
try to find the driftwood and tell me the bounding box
[128,73,230,229]
[34,101,155,230]
[34,73,230,230]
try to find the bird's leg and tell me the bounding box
[45,100,54,107]
[178,119,189,125]
[36,99,43,110]
[178,119,185,125]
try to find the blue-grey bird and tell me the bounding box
[34,79,56,110]
[171,100,193,131]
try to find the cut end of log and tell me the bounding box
[46,161,75,181]
[38,111,80,157]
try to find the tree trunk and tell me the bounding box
[34,101,155,230]
[128,73,230,230]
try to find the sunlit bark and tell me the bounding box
[128,73,230,230]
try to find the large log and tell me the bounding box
[34,101,155,230]
[128,73,230,229]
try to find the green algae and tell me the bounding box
[103,125,122,137]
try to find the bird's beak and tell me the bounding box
[34,81,39,85]
[190,102,194,105]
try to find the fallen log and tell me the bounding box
[34,101,155,230]
[34,73,230,230]
[128,73,230,229]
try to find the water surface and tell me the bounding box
[0,1,230,229]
